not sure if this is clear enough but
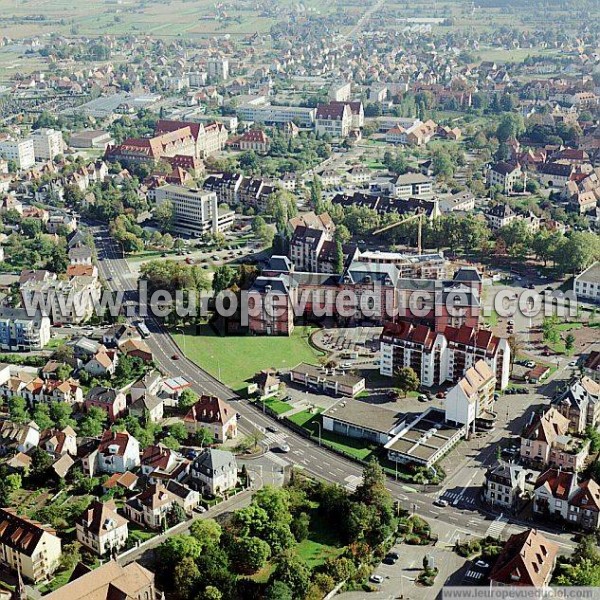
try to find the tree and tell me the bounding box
[78,406,107,437]
[232,536,271,573]
[201,586,223,600]
[290,511,310,542]
[168,422,188,442]
[155,200,174,232]
[264,581,293,600]
[157,534,201,565]
[585,426,600,453]
[272,551,311,599]
[333,240,344,274]
[166,503,187,527]
[55,364,72,381]
[565,333,575,355]
[30,447,53,479]
[178,388,198,410]
[556,232,600,274]
[60,541,82,571]
[49,402,76,429]
[190,518,222,549]
[8,396,30,424]
[496,113,524,142]
[173,556,200,599]
[33,403,53,430]
[394,366,420,398]
[212,266,237,295]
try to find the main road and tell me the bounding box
[92,226,576,553]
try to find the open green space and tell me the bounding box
[295,509,346,569]
[259,397,293,415]
[286,409,323,428]
[172,324,322,392]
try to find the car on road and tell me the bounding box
[266,425,279,433]
[433,499,449,507]
[382,553,398,565]
[475,560,489,569]
[569,360,577,367]
[369,575,384,584]
[171,354,180,360]
[277,443,290,453]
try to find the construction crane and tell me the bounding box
[371,211,425,255]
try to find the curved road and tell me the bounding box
[92,226,575,553]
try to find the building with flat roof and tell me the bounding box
[384,407,465,469]
[322,398,404,444]
[290,363,366,398]
[31,128,64,161]
[153,184,234,236]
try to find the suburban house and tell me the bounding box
[129,393,164,422]
[483,464,527,512]
[583,351,600,383]
[84,349,118,377]
[486,162,522,194]
[444,359,496,432]
[166,480,200,513]
[0,508,62,582]
[520,408,588,471]
[96,430,141,474]
[39,426,77,457]
[0,420,40,454]
[489,529,557,588]
[124,483,178,529]
[76,500,128,557]
[485,203,516,230]
[190,448,238,496]
[252,369,281,398]
[533,468,600,531]
[43,561,158,600]
[129,370,163,402]
[183,395,238,442]
[553,376,600,433]
[141,444,188,484]
[84,387,127,422]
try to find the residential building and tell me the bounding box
[183,395,238,442]
[236,103,316,128]
[486,203,516,230]
[207,58,229,82]
[329,81,352,102]
[43,561,158,600]
[0,308,50,351]
[96,430,141,474]
[483,464,527,511]
[538,162,574,187]
[393,173,433,198]
[40,426,77,457]
[489,529,557,588]
[85,349,118,377]
[520,408,588,470]
[238,129,270,153]
[84,387,127,422]
[583,351,600,383]
[30,128,64,161]
[315,102,353,138]
[129,393,164,422]
[141,444,187,482]
[356,250,447,279]
[124,483,178,529]
[153,185,234,236]
[0,138,35,170]
[0,508,62,583]
[444,359,496,432]
[553,376,600,433]
[380,322,511,390]
[76,500,128,557]
[440,191,476,213]
[0,421,40,454]
[573,262,600,302]
[191,448,238,496]
[487,162,522,194]
[290,363,366,398]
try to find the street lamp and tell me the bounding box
[176,327,186,354]
[211,355,221,380]
[315,420,322,447]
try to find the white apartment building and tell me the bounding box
[0,138,35,170]
[31,128,65,161]
[237,103,317,127]
[0,308,51,351]
[574,262,600,303]
[207,58,229,82]
[153,184,234,236]
[329,81,352,102]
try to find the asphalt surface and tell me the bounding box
[91,224,577,553]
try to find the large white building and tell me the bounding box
[329,81,352,102]
[207,58,229,82]
[0,307,51,351]
[0,137,35,170]
[31,128,65,161]
[574,262,600,303]
[153,184,234,236]
[237,103,316,128]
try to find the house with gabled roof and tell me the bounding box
[489,529,557,588]
[191,448,238,496]
[184,395,238,442]
[553,376,600,433]
[124,483,178,529]
[76,500,128,557]
[96,430,140,475]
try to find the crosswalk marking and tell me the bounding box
[265,451,291,468]
[439,491,476,506]
[465,570,484,580]
[344,475,362,491]
[485,516,506,539]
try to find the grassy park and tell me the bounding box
[172,324,322,392]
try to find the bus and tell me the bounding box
[135,320,151,339]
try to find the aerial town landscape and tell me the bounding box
[0,0,598,598]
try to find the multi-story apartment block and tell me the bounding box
[355,250,447,280]
[76,500,128,557]
[486,203,516,230]
[207,57,229,82]
[0,308,50,351]
[445,359,496,431]
[483,464,527,511]
[153,184,234,236]
[0,137,35,170]
[573,262,600,303]
[329,81,352,102]
[30,128,65,161]
[0,508,62,582]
